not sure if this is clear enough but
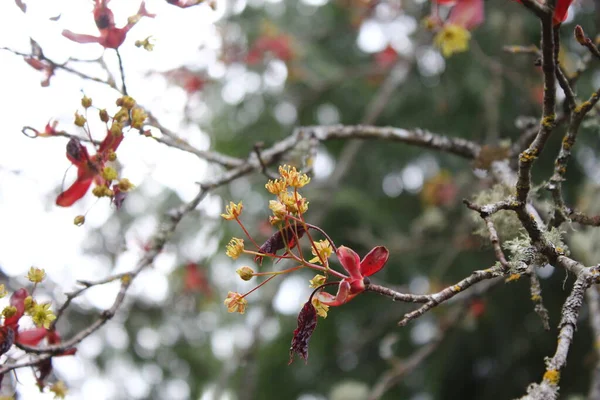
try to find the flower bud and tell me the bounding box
[236,266,255,281]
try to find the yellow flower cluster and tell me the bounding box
[265,165,311,225]
[27,267,46,283]
[27,299,56,329]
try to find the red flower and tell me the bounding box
[62,1,155,49]
[318,246,389,306]
[56,129,123,207]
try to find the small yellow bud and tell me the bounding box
[99,108,110,123]
[2,306,17,319]
[50,381,68,399]
[92,185,113,198]
[27,267,46,283]
[131,107,147,129]
[74,112,86,127]
[236,266,255,281]
[0,284,7,299]
[113,107,129,123]
[107,150,117,162]
[81,95,92,108]
[24,296,35,313]
[118,95,136,109]
[117,178,134,191]
[102,166,118,181]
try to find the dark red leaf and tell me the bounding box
[289,301,317,365]
[35,358,52,390]
[255,224,306,264]
[0,327,14,356]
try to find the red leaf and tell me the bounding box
[62,30,103,45]
[56,178,94,207]
[336,246,362,280]
[318,280,353,307]
[360,246,389,277]
[16,328,48,346]
[289,301,317,365]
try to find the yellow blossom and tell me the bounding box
[27,267,46,283]
[434,24,471,58]
[131,107,147,129]
[0,284,7,299]
[278,165,310,188]
[269,200,287,219]
[50,381,68,399]
[236,266,255,281]
[224,291,248,314]
[30,302,56,329]
[221,201,243,220]
[118,95,136,109]
[226,238,245,259]
[312,297,329,318]
[265,179,287,195]
[280,191,309,214]
[110,121,123,136]
[309,274,326,288]
[309,240,332,264]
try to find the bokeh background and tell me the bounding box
[2,0,600,399]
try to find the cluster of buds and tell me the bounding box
[221,165,389,364]
[0,268,75,396]
[53,95,144,213]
